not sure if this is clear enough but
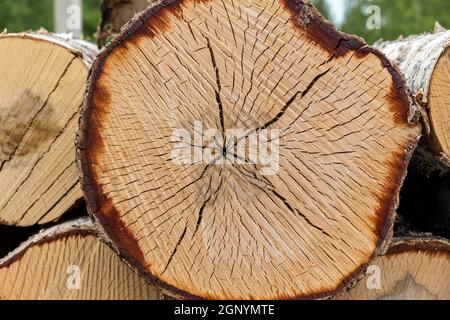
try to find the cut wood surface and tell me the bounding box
[99,0,155,47]
[335,238,450,300]
[78,0,421,299]
[375,30,450,168]
[0,217,163,300]
[0,32,97,226]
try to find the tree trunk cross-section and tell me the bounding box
[0,217,164,300]
[335,238,450,300]
[78,0,421,299]
[0,32,98,226]
[375,30,450,169]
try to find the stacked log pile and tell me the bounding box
[0,218,163,299]
[0,0,448,300]
[376,29,450,239]
[335,238,450,300]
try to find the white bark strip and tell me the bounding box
[3,30,98,66]
[0,217,95,266]
[375,31,450,168]
[375,31,450,109]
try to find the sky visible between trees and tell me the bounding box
[0,0,448,44]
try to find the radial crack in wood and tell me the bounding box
[335,238,450,300]
[0,217,163,300]
[78,0,421,299]
[0,32,97,226]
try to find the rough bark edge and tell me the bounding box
[375,30,450,170]
[333,236,450,298]
[98,0,157,48]
[0,216,169,300]
[0,217,97,268]
[388,237,450,256]
[374,31,450,111]
[0,29,98,67]
[76,0,421,300]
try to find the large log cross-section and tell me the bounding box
[78,0,421,299]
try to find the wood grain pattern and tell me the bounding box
[78,0,421,299]
[0,218,163,300]
[335,238,450,300]
[0,32,97,226]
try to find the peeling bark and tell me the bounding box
[375,30,450,172]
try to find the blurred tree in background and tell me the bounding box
[0,0,53,32]
[0,0,101,41]
[342,0,450,44]
[311,0,332,21]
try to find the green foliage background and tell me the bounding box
[0,0,448,44]
[341,0,450,44]
[0,0,101,41]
